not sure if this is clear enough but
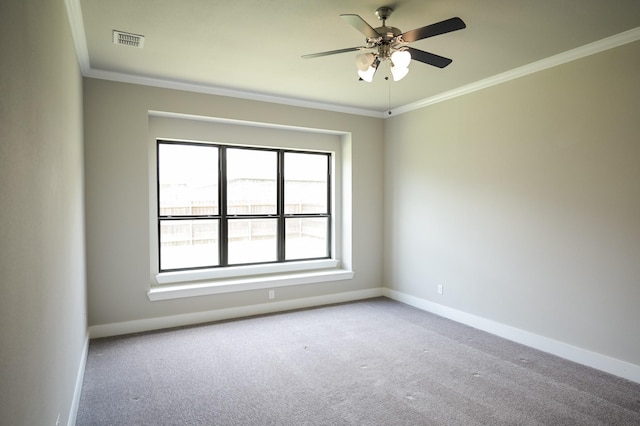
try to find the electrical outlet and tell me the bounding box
[437,284,444,295]
[268,290,275,300]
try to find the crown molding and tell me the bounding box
[392,26,640,116]
[83,68,386,118]
[64,0,639,119]
[64,0,90,74]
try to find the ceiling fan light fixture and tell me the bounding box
[357,58,379,82]
[355,52,375,71]
[391,50,411,69]
[358,66,376,82]
[390,64,410,81]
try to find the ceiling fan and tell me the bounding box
[302,6,466,82]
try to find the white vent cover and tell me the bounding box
[112,30,145,48]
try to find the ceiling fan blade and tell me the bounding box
[302,46,365,59]
[340,14,381,39]
[407,47,453,68]
[401,17,466,43]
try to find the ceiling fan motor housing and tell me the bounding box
[369,26,404,60]
[373,26,402,41]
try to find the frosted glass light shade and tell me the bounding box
[358,66,377,82]
[391,50,411,68]
[390,64,409,81]
[355,53,375,71]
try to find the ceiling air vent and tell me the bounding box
[112,30,145,48]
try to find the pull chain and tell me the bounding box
[386,76,392,115]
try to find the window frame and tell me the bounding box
[157,140,333,273]
[147,112,354,301]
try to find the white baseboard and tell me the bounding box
[68,332,89,426]
[89,287,384,339]
[383,288,640,384]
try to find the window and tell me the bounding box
[157,141,331,272]
[147,113,353,301]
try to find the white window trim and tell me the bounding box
[147,112,354,301]
[149,261,354,301]
[156,258,339,284]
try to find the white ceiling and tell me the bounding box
[72,0,640,116]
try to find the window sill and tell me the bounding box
[148,260,354,301]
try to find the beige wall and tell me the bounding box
[0,0,87,425]
[83,79,384,327]
[384,40,640,365]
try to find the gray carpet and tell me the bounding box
[77,297,640,425]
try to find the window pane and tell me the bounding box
[158,143,218,216]
[285,217,328,260]
[284,153,328,214]
[227,149,277,215]
[160,219,219,270]
[228,219,277,265]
